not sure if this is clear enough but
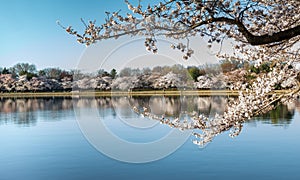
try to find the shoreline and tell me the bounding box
[0,90,291,98]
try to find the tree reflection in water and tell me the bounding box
[0,96,298,143]
[254,103,294,127]
[0,97,74,126]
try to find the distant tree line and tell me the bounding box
[0,60,255,82]
[0,63,118,81]
[117,60,247,82]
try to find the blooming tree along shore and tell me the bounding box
[63,0,300,146]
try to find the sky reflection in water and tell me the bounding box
[0,97,299,180]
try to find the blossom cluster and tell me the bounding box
[129,61,299,147]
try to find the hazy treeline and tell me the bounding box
[1,61,276,92]
[1,60,246,81]
[0,63,118,81]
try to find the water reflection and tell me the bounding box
[253,103,294,127]
[0,97,73,113]
[0,97,74,126]
[0,96,299,127]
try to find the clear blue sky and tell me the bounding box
[0,0,130,70]
[0,0,220,71]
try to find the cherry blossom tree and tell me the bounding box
[62,0,300,147]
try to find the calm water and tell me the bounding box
[0,97,300,180]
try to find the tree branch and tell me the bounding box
[192,17,300,46]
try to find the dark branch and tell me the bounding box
[235,22,300,46]
[192,17,300,46]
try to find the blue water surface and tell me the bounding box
[0,97,299,180]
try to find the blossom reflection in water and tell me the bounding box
[0,96,297,144]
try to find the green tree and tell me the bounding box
[38,70,46,77]
[11,63,37,77]
[187,66,201,81]
[1,67,10,74]
[110,69,117,79]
